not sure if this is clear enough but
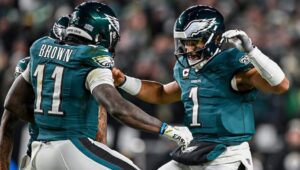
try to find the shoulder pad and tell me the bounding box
[79,45,114,69]
[15,56,30,77]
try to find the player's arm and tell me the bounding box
[96,106,107,144]
[234,68,289,94]
[87,68,191,147]
[93,84,162,132]
[4,75,35,123]
[113,68,181,104]
[224,30,289,94]
[0,57,34,170]
[0,110,18,170]
[0,76,34,170]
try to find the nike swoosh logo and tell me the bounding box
[182,146,198,153]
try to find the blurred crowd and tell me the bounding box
[0,0,300,170]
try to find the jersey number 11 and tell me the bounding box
[33,64,64,115]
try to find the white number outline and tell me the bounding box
[189,87,201,126]
[48,66,64,115]
[33,65,44,113]
[33,65,64,115]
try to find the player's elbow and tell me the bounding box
[109,110,128,121]
[0,110,18,132]
[4,95,34,123]
[273,78,290,94]
[4,96,16,113]
[106,101,129,118]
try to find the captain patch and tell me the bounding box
[182,68,190,79]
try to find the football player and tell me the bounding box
[3,2,192,170]
[49,14,109,145]
[0,15,70,170]
[112,5,289,170]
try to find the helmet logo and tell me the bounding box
[72,15,79,25]
[53,23,64,39]
[105,14,119,33]
[184,18,217,37]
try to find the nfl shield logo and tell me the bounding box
[182,69,190,79]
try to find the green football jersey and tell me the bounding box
[29,36,114,141]
[174,48,258,145]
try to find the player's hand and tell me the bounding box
[160,123,193,149]
[222,29,254,53]
[112,67,126,87]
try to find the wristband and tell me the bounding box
[248,47,285,86]
[159,122,168,135]
[119,75,142,95]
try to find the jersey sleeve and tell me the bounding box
[15,57,30,78]
[227,48,254,91]
[85,68,114,93]
[229,48,254,72]
[81,47,115,69]
[173,62,182,87]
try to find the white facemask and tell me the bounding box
[188,59,208,71]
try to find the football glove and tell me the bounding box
[160,123,193,149]
[222,29,254,53]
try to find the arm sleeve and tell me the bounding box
[85,68,114,93]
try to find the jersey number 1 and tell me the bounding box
[189,87,201,126]
[34,64,64,115]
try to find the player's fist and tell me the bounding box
[222,29,254,53]
[112,67,126,87]
[160,123,192,149]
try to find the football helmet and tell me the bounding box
[49,15,70,40]
[66,2,120,52]
[174,5,225,69]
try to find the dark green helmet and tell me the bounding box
[174,5,225,69]
[49,15,70,40]
[66,2,120,52]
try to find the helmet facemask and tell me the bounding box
[175,25,223,70]
[104,14,120,54]
[173,5,225,70]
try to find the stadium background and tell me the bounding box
[0,0,299,169]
